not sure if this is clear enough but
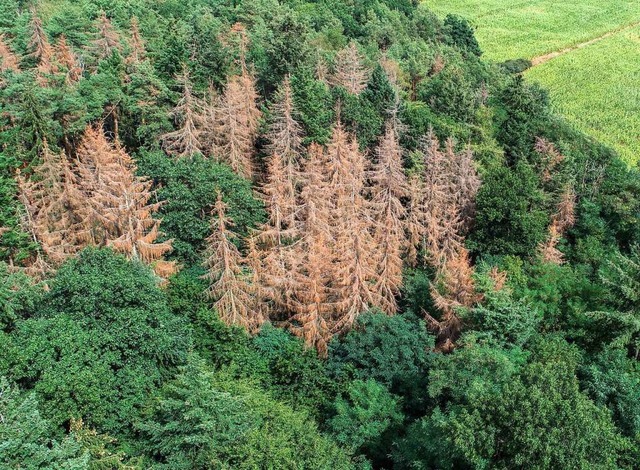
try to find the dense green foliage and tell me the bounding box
[5,249,191,438]
[2,0,640,468]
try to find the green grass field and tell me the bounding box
[424,0,640,61]
[525,26,640,163]
[425,0,640,163]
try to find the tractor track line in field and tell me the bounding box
[531,18,640,66]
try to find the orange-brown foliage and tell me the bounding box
[29,8,54,79]
[126,17,146,65]
[0,34,19,73]
[203,193,264,333]
[161,70,205,159]
[288,192,335,355]
[368,123,409,314]
[408,133,480,267]
[93,11,121,59]
[427,247,481,351]
[76,125,176,277]
[262,76,305,228]
[208,68,261,178]
[18,141,86,268]
[404,133,482,351]
[330,42,370,95]
[488,266,508,292]
[535,137,565,182]
[54,35,82,83]
[379,54,401,88]
[538,185,576,265]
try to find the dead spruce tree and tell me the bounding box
[251,76,308,310]
[330,42,370,95]
[203,193,264,332]
[409,133,479,267]
[539,185,576,264]
[92,11,122,60]
[207,23,261,178]
[368,122,409,314]
[161,70,204,159]
[328,120,380,330]
[76,125,176,278]
[288,144,336,354]
[28,7,54,80]
[54,35,82,83]
[126,17,146,66]
[0,34,19,74]
[262,76,305,227]
[18,140,86,267]
[427,247,482,352]
[407,132,481,350]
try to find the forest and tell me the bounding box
[1,0,640,468]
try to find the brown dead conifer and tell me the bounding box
[328,122,379,328]
[262,77,304,225]
[210,74,260,178]
[427,247,481,351]
[126,17,146,65]
[408,133,481,350]
[405,174,425,267]
[161,69,205,159]
[263,76,305,226]
[255,151,300,312]
[92,11,122,60]
[412,133,480,267]
[288,197,334,355]
[330,42,370,95]
[420,133,464,266]
[379,54,401,88]
[0,34,19,73]
[539,223,564,265]
[553,185,576,233]
[18,141,86,267]
[29,8,54,79]
[451,142,481,229]
[535,137,565,182]
[203,193,264,333]
[205,24,261,177]
[76,125,176,277]
[488,266,508,292]
[368,123,409,314]
[538,185,576,265]
[54,35,82,83]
